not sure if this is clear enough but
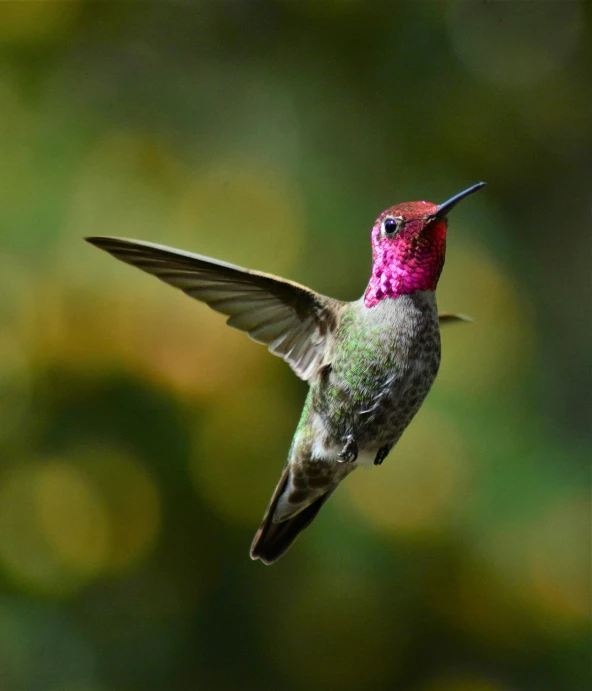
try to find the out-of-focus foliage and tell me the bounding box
[0,2,589,690]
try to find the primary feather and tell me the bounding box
[85,237,340,381]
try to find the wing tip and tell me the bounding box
[84,236,124,253]
[85,235,129,247]
[439,312,474,325]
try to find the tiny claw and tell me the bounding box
[338,435,358,463]
[374,445,392,466]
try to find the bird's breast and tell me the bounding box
[312,292,440,445]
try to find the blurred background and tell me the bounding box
[0,2,590,690]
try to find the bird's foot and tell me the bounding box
[338,435,358,463]
[374,445,392,466]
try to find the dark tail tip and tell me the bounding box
[250,492,332,565]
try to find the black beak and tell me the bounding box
[433,182,486,219]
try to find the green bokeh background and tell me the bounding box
[0,2,590,690]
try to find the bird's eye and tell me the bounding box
[383,218,400,236]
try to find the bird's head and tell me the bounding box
[364,183,485,307]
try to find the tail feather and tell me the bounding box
[250,466,333,565]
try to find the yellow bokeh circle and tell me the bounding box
[0,461,109,596]
[0,448,161,596]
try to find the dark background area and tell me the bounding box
[0,2,590,690]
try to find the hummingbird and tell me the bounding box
[86,182,485,564]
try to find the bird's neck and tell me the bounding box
[364,242,445,308]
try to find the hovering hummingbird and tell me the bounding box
[86,182,485,564]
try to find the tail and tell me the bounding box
[250,465,334,565]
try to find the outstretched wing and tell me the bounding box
[438,312,472,325]
[86,236,340,381]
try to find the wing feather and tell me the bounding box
[86,236,340,380]
[438,313,472,325]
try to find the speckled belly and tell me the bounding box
[312,299,441,452]
[358,346,441,449]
